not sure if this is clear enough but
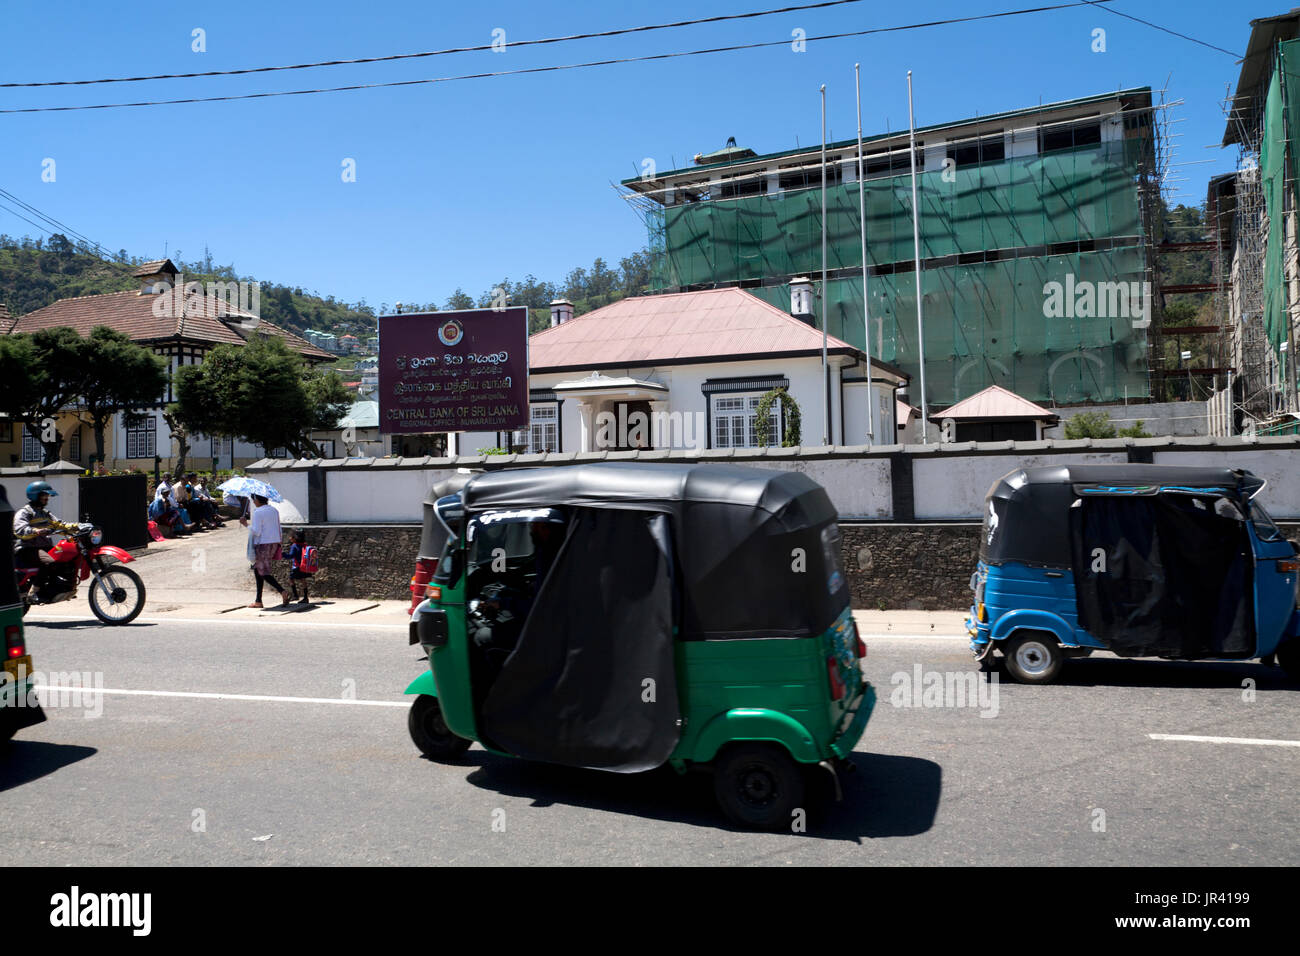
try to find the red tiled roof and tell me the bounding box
[932,385,1057,422]
[527,288,858,370]
[7,288,332,360]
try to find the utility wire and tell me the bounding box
[0,2,1118,114]
[0,186,105,252]
[1080,0,1240,58]
[1,0,877,88]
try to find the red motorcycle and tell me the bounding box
[16,520,146,625]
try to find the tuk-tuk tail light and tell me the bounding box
[425,584,442,602]
[1278,559,1300,573]
[827,657,846,701]
[5,625,23,658]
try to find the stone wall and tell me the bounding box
[297,519,1300,610]
[294,524,422,601]
[841,523,982,610]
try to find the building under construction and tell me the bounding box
[623,87,1165,412]
[1213,10,1300,434]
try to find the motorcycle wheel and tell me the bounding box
[88,566,146,625]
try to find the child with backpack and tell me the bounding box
[286,530,318,605]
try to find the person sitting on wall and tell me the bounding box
[149,487,195,537]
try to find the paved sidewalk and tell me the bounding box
[25,523,414,627]
[23,523,968,634]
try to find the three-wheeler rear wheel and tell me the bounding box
[1001,631,1064,684]
[712,743,806,831]
[408,695,471,761]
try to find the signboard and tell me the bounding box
[379,308,529,434]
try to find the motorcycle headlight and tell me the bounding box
[90,529,103,546]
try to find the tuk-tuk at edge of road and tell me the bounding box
[968,464,1300,684]
[404,461,875,830]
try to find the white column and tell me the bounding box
[577,400,596,453]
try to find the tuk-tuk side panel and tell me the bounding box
[425,600,480,743]
[672,637,839,764]
[685,707,823,765]
[1248,522,1298,657]
[984,562,1102,648]
[404,670,438,697]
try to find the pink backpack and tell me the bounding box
[298,545,319,574]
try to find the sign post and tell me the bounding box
[378,308,529,439]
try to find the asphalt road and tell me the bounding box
[3,613,1297,865]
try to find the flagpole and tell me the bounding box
[821,83,830,446]
[907,70,929,443]
[856,63,874,444]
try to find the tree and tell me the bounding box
[19,327,89,463]
[161,407,193,478]
[754,387,802,447]
[561,267,588,302]
[444,289,474,311]
[173,336,351,459]
[76,326,169,465]
[0,334,37,423]
[1117,419,1152,438]
[1063,411,1117,439]
[586,258,617,302]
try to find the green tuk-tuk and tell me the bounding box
[405,461,874,829]
[1,485,46,744]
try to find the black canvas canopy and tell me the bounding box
[463,461,846,641]
[982,464,1260,659]
[462,462,848,772]
[981,464,1260,568]
[418,473,474,562]
[0,486,16,608]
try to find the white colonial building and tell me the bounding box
[459,283,907,455]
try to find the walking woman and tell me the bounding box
[242,493,288,608]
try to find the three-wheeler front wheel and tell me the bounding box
[713,743,805,831]
[1002,632,1064,684]
[408,695,471,761]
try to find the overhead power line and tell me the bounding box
[0,2,1119,114]
[1081,1,1240,59]
[2,0,875,88]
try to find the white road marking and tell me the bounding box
[1149,733,1300,748]
[25,614,406,630]
[32,686,409,707]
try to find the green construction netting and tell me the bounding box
[651,138,1151,404]
[659,139,1144,287]
[749,245,1149,406]
[1262,50,1289,357]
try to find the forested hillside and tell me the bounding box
[0,232,655,336]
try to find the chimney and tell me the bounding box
[789,277,814,325]
[550,299,574,327]
[132,258,179,295]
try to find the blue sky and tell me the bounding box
[0,1,1274,310]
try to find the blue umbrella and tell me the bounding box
[217,476,284,503]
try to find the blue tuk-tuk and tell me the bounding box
[967,464,1300,683]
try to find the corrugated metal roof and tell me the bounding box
[933,385,1056,421]
[338,400,378,429]
[528,287,857,370]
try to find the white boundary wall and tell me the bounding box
[248,436,1300,523]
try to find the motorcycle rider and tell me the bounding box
[13,481,68,600]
